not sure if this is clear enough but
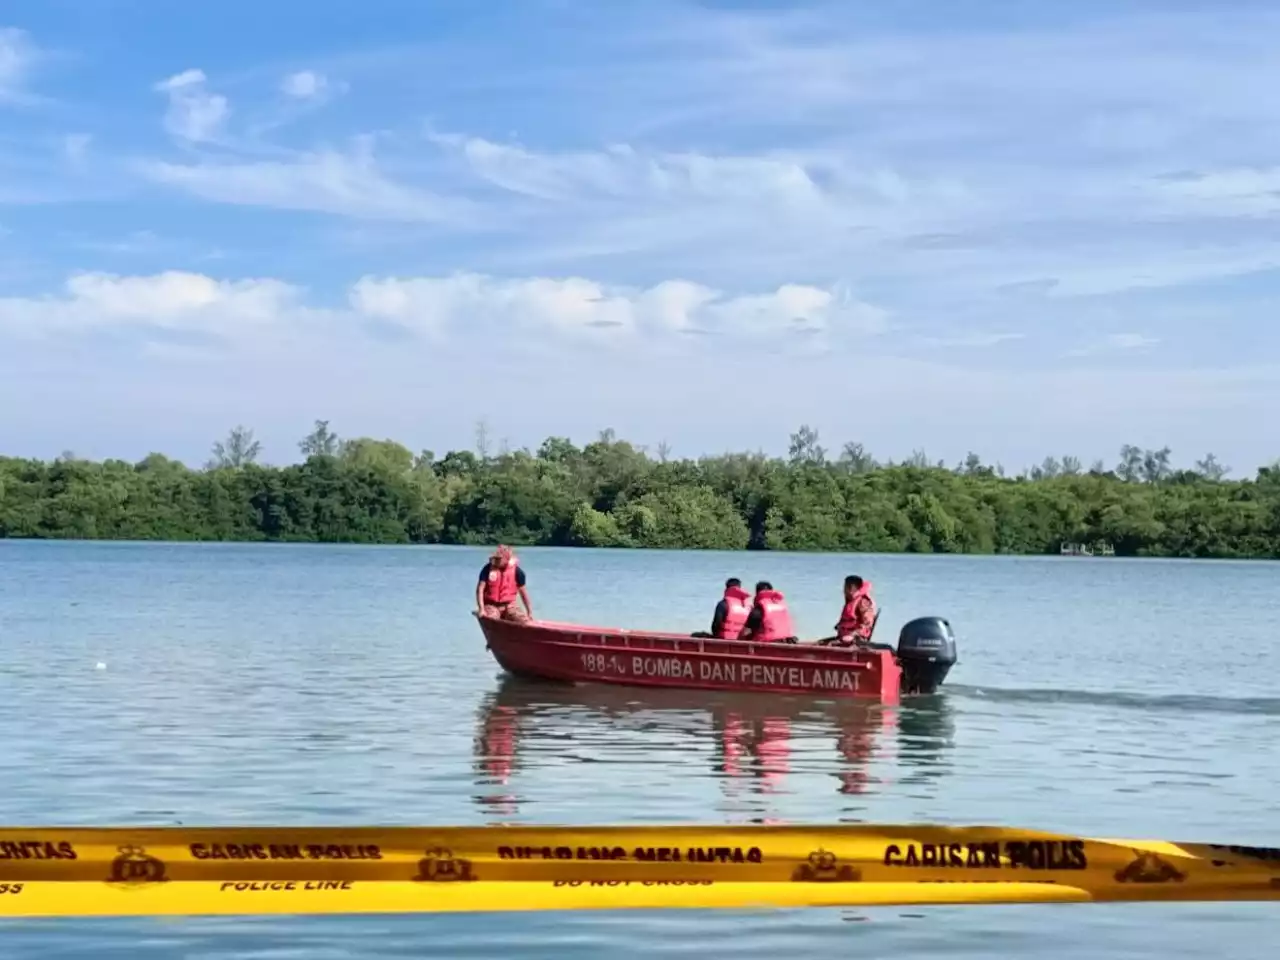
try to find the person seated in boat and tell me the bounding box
[693,577,752,640]
[737,581,799,644]
[833,575,877,645]
[476,545,533,622]
[818,575,893,649]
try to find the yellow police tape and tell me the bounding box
[0,824,1276,917]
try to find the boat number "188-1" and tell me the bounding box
[581,653,624,673]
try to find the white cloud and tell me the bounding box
[0,26,35,102]
[349,273,886,343]
[153,68,229,142]
[0,269,885,353]
[0,271,309,342]
[281,70,329,100]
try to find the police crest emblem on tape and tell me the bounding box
[106,845,169,886]
[414,847,477,882]
[1114,850,1185,884]
[792,849,860,882]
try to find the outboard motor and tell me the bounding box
[896,617,958,695]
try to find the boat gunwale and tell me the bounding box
[476,615,890,670]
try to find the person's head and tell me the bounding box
[725,577,742,590]
[843,575,864,599]
[755,580,772,595]
[491,544,513,568]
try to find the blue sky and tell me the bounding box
[1,0,1277,475]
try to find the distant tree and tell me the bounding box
[838,441,875,473]
[788,425,826,466]
[474,419,492,460]
[1140,446,1173,484]
[1117,444,1143,482]
[1038,457,1062,479]
[209,425,261,469]
[341,438,414,474]
[299,420,340,458]
[1194,453,1229,481]
[537,437,579,463]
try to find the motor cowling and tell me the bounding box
[896,616,958,695]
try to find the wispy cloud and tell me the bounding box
[62,132,90,166]
[0,27,29,94]
[1106,333,1160,350]
[1065,332,1161,358]
[137,148,475,223]
[0,26,40,105]
[280,70,332,101]
[153,68,229,143]
[914,332,1025,349]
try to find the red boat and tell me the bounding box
[474,613,957,705]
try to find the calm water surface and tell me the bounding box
[1,542,1278,957]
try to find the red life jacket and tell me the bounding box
[716,585,752,639]
[483,557,520,604]
[752,589,795,643]
[836,583,877,641]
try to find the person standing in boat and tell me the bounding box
[737,581,798,643]
[833,575,878,645]
[476,545,533,622]
[707,577,752,639]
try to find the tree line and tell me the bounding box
[2,421,1278,558]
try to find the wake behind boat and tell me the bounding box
[474,614,958,705]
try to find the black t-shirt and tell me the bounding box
[743,603,763,632]
[478,562,527,588]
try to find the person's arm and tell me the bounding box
[476,563,490,615]
[855,597,873,634]
[516,567,532,618]
[739,604,762,639]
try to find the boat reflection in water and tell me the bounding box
[472,677,955,816]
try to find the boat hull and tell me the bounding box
[475,615,910,704]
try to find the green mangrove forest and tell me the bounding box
[2,422,1278,558]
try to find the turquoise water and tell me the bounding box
[1,541,1278,957]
